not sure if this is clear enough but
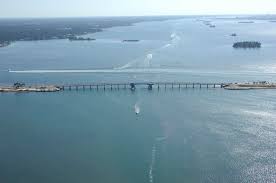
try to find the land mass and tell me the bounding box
[0,16,184,46]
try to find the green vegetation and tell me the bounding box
[0,41,10,47]
[233,41,261,48]
[0,16,184,43]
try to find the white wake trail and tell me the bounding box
[114,32,181,70]
[134,103,140,114]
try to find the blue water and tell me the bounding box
[1,17,276,183]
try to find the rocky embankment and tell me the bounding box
[224,83,276,90]
[0,85,61,92]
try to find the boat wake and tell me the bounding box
[149,145,156,183]
[148,136,167,183]
[134,103,140,115]
[114,32,181,70]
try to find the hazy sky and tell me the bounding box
[1,0,276,18]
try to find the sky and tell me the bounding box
[1,0,276,18]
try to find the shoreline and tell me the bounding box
[0,16,184,44]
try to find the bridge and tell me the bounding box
[59,82,229,91]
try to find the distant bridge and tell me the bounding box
[59,82,229,91]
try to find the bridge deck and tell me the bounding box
[59,82,229,90]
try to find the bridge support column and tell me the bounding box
[193,83,194,88]
[130,83,136,91]
[214,84,216,88]
[147,84,154,90]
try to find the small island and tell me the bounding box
[238,21,254,24]
[122,40,140,42]
[230,33,237,37]
[68,36,96,41]
[233,41,261,48]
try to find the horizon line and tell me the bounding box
[0,13,276,19]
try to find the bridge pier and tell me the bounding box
[148,83,154,90]
[130,83,136,91]
[193,83,195,88]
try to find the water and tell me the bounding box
[1,17,276,183]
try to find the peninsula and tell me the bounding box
[0,16,185,44]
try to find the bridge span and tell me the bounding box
[59,82,229,91]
